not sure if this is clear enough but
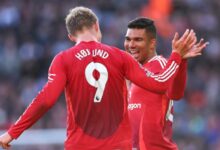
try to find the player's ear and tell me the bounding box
[68,34,76,42]
[94,21,102,42]
[150,38,156,51]
[94,21,99,32]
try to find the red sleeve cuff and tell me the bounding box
[7,128,18,139]
[171,52,182,64]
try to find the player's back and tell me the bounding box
[61,41,131,150]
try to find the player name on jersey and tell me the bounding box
[75,49,109,60]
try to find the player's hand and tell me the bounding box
[0,132,13,149]
[183,38,209,59]
[172,29,196,57]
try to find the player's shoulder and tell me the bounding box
[51,46,75,65]
[147,55,167,69]
[63,45,78,54]
[56,45,81,60]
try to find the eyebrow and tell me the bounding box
[125,36,144,40]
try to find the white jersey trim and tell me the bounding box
[150,61,179,82]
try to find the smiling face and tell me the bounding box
[124,28,155,64]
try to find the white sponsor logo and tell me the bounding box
[128,103,141,110]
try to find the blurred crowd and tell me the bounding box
[0,0,220,150]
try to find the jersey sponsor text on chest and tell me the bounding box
[128,103,141,110]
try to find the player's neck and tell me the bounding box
[75,31,99,45]
[142,53,157,65]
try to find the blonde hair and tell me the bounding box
[65,6,98,35]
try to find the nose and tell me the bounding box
[129,40,136,48]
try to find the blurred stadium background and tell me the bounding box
[0,0,220,150]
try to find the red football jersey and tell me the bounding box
[128,55,187,150]
[8,41,182,150]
